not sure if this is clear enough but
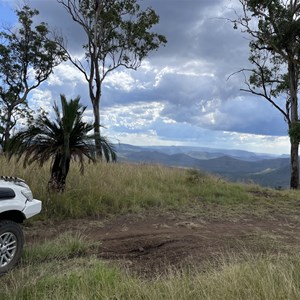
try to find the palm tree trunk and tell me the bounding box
[48,153,70,192]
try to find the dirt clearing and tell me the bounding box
[24,212,300,275]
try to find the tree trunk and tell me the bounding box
[290,140,299,189]
[288,59,299,189]
[92,100,102,158]
[2,108,13,152]
[3,125,10,152]
[93,0,102,159]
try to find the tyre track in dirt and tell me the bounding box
[24,213,300,274]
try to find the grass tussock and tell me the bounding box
[22,231,96,265]
[1,155,300,220]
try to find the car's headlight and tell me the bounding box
[21,188,33,201]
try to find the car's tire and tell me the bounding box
[0,220,24,275]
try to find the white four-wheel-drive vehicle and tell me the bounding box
[0,176,41,274]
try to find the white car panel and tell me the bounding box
[0,177,41,219]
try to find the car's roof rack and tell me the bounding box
[0,176,25,183]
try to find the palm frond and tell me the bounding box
[7,94,117,175]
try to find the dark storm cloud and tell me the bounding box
[24,0,87,54]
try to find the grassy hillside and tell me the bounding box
[2,156,300,299]
[1,155,298,220]
[118,147,291,188]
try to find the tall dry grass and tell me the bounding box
[2,241,300,300]
[2,156,300,299]
[1,155,300,220]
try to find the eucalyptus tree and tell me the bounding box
[0,5,66,151]
[234,0,300,189]
[57,0,167,156]
[7,95,116,192]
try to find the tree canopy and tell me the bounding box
[58,0,167,156]
[234,0,300,188]
[0,5,66,151]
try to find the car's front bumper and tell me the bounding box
[22,199,42,219]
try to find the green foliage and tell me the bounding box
[71,0,167,67]
[288,122,300,144]
[7,95,116,191]
[239,0,300,109]
[7,95,96,167]
[0,5,66,150]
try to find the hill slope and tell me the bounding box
[115,144,290,188]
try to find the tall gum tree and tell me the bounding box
[57,0,167,156]
[233,0,300,189]
[0,6,66,151]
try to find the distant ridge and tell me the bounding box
[115,144,290,188]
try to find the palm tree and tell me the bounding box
[7,94,116,192]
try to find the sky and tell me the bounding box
[0,0,292,155]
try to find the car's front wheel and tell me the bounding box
[0,220,24,275]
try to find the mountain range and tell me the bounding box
[114,144,290,188]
